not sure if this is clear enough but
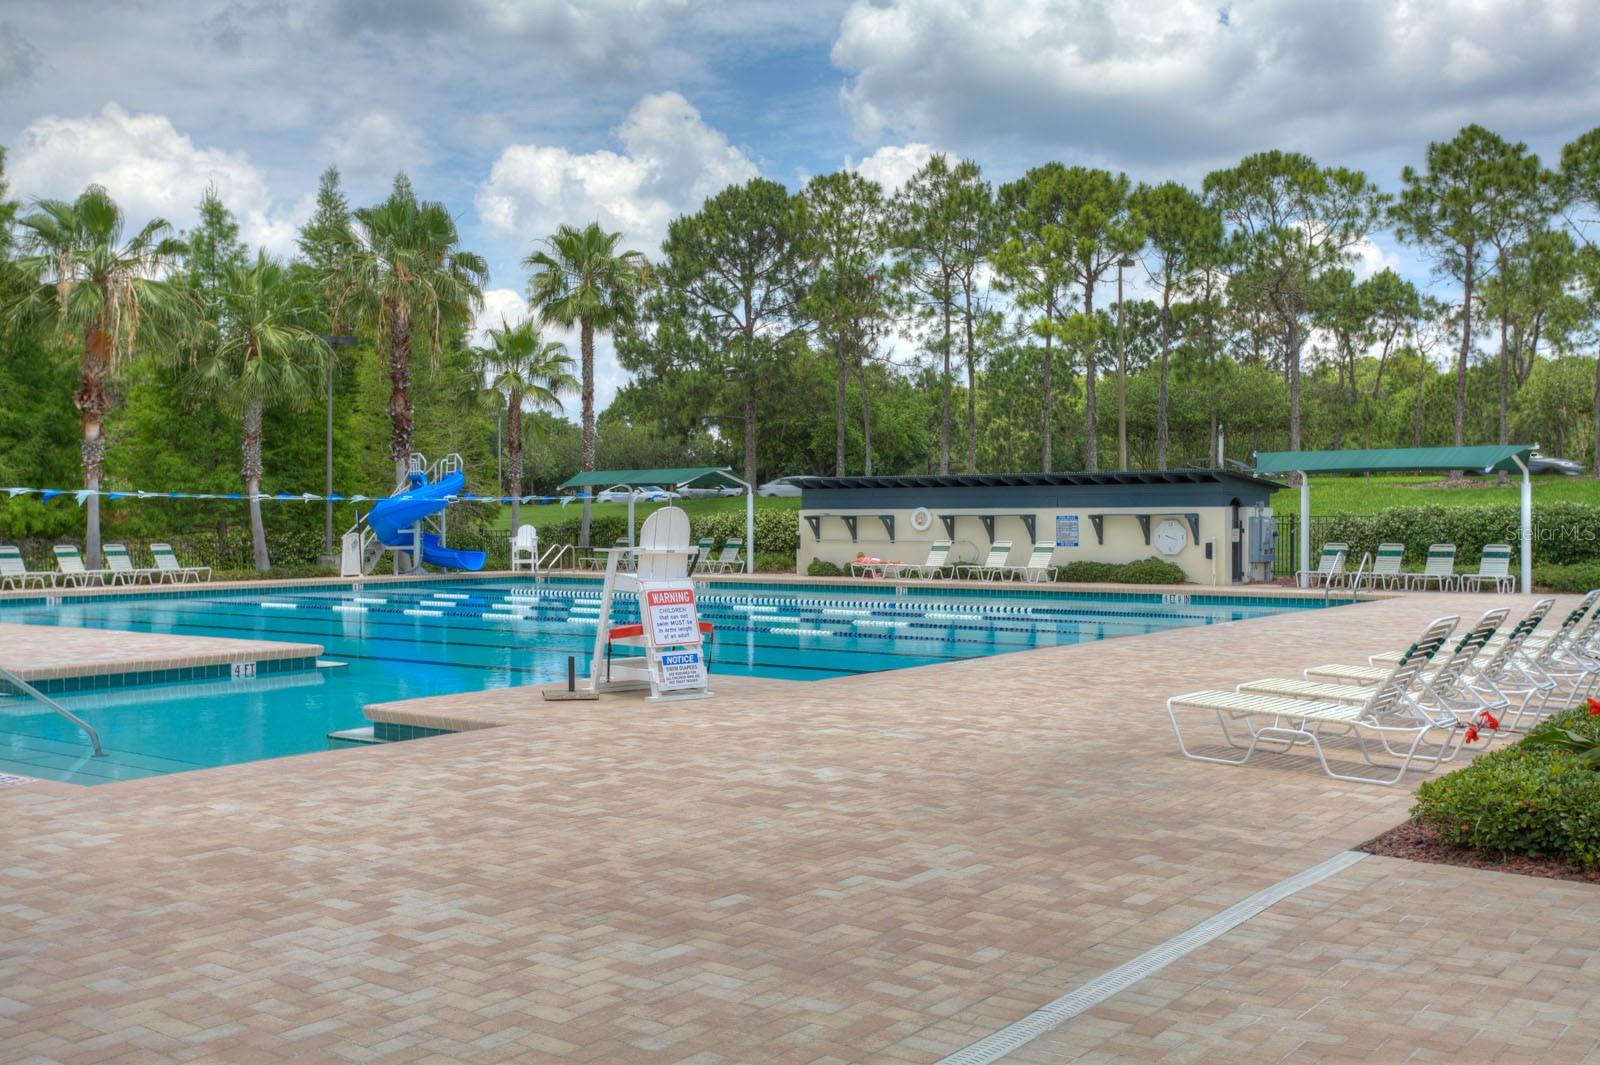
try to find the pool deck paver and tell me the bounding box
[0,622,321,683]
[1,589,1597,1063]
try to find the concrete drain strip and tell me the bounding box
[936,849,1369,1065]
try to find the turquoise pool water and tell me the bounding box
[0,578,1327,785]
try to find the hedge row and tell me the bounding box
[1311,502,1600,569]
[1412,706,1600,867]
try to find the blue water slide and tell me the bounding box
[366,469,486,571]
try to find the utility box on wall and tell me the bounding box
[1246,507,1277,582]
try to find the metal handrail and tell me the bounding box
[1340,551,1373,604]
[0,665,104,757]
[536,543,575,572]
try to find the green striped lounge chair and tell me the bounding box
[1004,543,1058,583]
[883,540,953,580]
[150,543,211,583]
[52,544,111,587]
[0,544,54,589]
[690,537,716,573]
[1297,542,1347,588]
[957,540,1013,580]
[103,543,157,585]
[1166,613,1462,785]
[1406,543,1458,591]
[707,538,743,574]
[1357,543,1405,590]
[1461,543,1515,593]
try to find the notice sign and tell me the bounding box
[657,650,707,691]
[1055,513,1081,549]
[643,583,700,646]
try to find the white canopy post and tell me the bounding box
[1513,455,1531,593]
[1299,472,1311,589]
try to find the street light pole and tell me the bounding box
[1116,257,1135,471]
[314,333,359,565]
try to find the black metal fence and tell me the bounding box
[1270,514,1340,578]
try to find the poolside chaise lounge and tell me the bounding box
[1166,614,1466,785]
[1002,543,1058,583]
[1406,543,1458,591]
[1354,543,1405,590]
[1461,543,1515,593]
[1296,542,1347,588]
[103,543,157,585]
[706,538,743,574]
[0,545,54,589]
[957,540,1013,581]
[52,545,112,587]
[509,524,539,571]
[882,540,954,580]
[150,543,211,583]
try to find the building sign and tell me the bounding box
[657,650,707,691]
[643,583,700,646]
[1055,514,1081,549]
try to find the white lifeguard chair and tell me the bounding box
[509,524,539,571]
[582,506,714,701]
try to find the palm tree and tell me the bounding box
[479,318,577,530]
[198,253,328,572]
[523,222,649,545]
[346,175,487,483]
[11,185,192,566]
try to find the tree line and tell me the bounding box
[2,122,1599,566]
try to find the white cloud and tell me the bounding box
[848,142,933,192]
[475,91,758,254]
[1348,235,1404,282]
[8,102,302,256]
[474,288,531,343]
[319,112,429,190]
[832,0,1600,173]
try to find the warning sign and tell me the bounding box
[657,650,707,691]
[643,583,700,646]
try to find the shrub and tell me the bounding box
[807,559,842,577]
[1312,501,1600,570]
[1411,705,1600,867]
[1058,557,1186,584]
[1533,561,1600,594]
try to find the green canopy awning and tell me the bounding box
[1254,445,1535,475]
[559,467,744,490]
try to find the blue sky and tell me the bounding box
[3,0,1597,413]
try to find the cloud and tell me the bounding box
[832,0,1600,175]
[319,112,429,189]
[474,288,531,343]
[475,92,759,254]
[7,102,303,256]
[848,142,933,192]
[0,22,42,92]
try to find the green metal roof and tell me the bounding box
[1253,445,1536,475]
[559,467,742,489]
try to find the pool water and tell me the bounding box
[0,578,1326,784]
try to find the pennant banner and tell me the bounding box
[0,486,598,507]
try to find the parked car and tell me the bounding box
[594,486,678,503]
[756,477,804,498]
[1529,453,1584,476]
[677,485,745,498]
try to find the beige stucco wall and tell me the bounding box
[797,506,1260,586]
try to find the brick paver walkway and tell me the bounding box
[2,590,1596,1063]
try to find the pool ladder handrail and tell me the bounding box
[536,543,575,572]
[0,664,104,757]
[1338,551,1372,605]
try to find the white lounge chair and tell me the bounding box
[690,537,716,573]
[1297,542,1348,588]
[883,540,954,580]
[1003,543,1058,583]
[0,545,53,589]
[958,540,1013,580]
[1167,614,1465,785]
[1355,543,1404,590]
[509,524,539,571]
[103,543,156,585]
[52,545,111,587]
[705,538,744,574]
[1406,543,1458,591]
[1460,543,1515,593]
[150,543,211,583]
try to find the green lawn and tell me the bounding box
[1270,474,1598,516]
[489,495,800,532]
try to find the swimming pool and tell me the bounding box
[0,578,1329,784]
